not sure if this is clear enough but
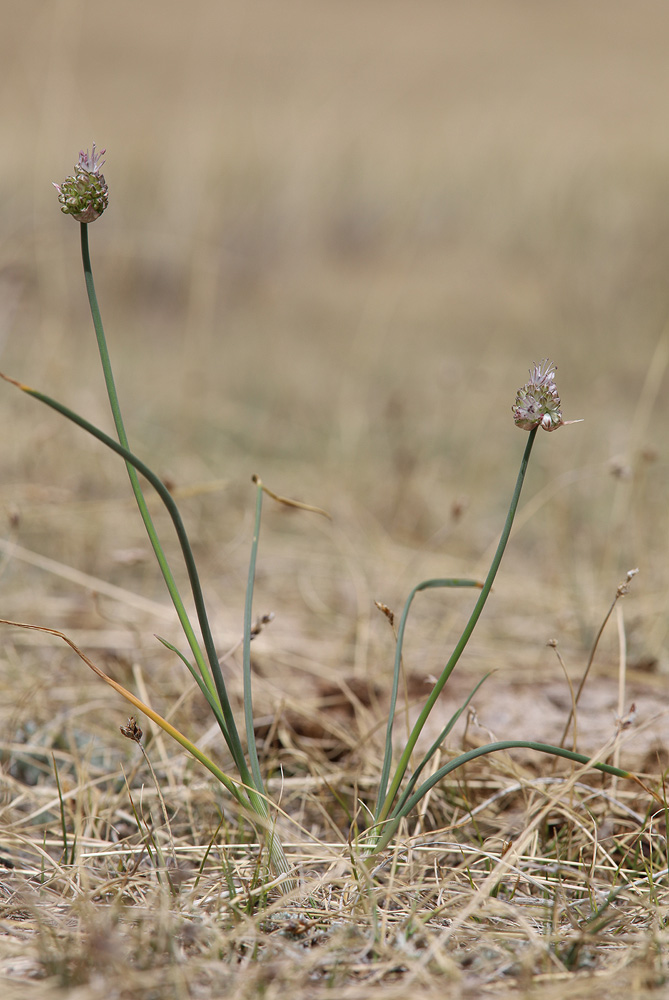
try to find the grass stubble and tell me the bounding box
[3,4,669,999]
[1,608,668,1000]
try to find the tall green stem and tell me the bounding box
[80,225,212,693]
[374,428,538,830]
[80,225,255,790]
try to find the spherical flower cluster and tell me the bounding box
[53,144,108,223]
[513,360,567,432]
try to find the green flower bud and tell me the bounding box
[53,144,108,223]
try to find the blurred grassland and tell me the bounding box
[0,0,668,691]
[0,0,668,685]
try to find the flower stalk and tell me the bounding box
[366,359,590,853]
[372,427,539,837]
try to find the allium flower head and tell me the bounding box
[53,144,108,223]
[513,360,568,432]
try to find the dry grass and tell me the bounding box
[3,1,669,996]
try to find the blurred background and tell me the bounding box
[2,0,669,755]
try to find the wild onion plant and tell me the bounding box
[0,148,653,891]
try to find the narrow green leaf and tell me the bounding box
[373,739,634,853]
